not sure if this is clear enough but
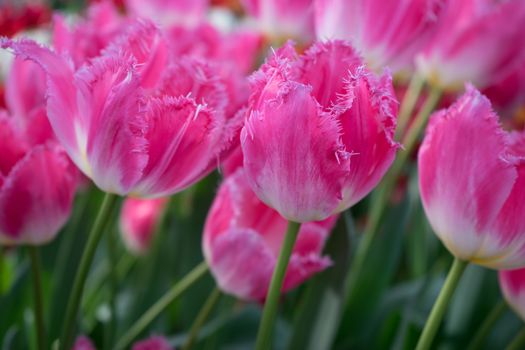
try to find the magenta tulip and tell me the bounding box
[119,197,168,255]
[132,335,173,350]
[203,169,336,301]
[500,268,525,321]
[241,41,399,222]
[315,0,445,73]
[419,86,525,269]
[416,0,525,90]
[2,20,243,197]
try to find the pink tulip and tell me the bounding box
[315,0,445,73]
[241,0,315,41]
[72,336,96,350]
[132,335,173,350]
[125,0,208,28]
[419,85,525,269]
[0,114,77,245]
[53,1,125,68]
[203,169,336,301]
[484,61,525,112]
[416,0,525,90]
[241,41,399,222]
[499,268,525,321]
[119,197,168,254]
[2,20,242,197]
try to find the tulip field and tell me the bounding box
[1,0,525,349]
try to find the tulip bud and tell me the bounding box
[419,85,525,269]
[499,268,525,321]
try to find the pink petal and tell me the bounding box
[132,335,172,350]
[125,0,209,28]
[119,197,168,255]
[76,54,148,194]
[242,80,349,222]
[0,144,77,245]
[134,96,221,196]
[103,20,168,89]
[418,86,517,262]
[499,268,525,322]
[0,113,29,177]
[72,336,96,350]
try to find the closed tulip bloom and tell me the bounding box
[241,41,399,222]
[241,0,315,41]
[203,169,336,301]
[499,268,525,321]
[416,0,525,90]
[315,0,445,73]
[119,197,168,254]
[0,115,77,245]
[2,20,242,197]
[419,86,525,269]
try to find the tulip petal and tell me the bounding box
[0,145,76,245]
[0,113,28,177]
[242,82,349,222]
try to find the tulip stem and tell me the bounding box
[395,74,425,140]
[345,86,442,302]
[182,287,222,350]
[467,299,507,350]
[416,258,467,350]
[105,229,119,349]
[28,246,46,350]
[255,221,301,350]
[114,262,209,350]
[59,192,119,350]
[507,326,525,350]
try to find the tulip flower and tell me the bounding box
[203,169,336,301]
[1,20,243,198]
[0,114,77,245]
[484,62,525,112]
[72,336,96,350]
[500,268,525,322]
[419,86,525,269]
[132,335,173,350]
[416,0,525,90]
[119,197,168,255]
[241,41,399,223]
[240,0,315,42]
[315,0,445,73]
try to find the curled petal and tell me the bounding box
[242,82,349,222]
[0,145,77,245]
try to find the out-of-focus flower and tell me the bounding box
[53,0,125,68]
[2,20,243,197]
[241,41,399,222]
[203,169,336,301]
[314,0,445,74]
[72,335,96,350]
[125,0,209,28]
[0,114,77,245]
[484,62,525,113]
[240,0,314,42]
[132,335,173,350]
[499,268,525,321]
[419,86,525,269]
[0,0,51,38]
[416,0,525,90]
[119,197,168,255]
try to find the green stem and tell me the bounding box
[114,262,209,350]
[346,86,442,299]
[395,74,425,140]
[29,246,46,350]
[105,229,119,349]
[416,258,468,350]
[255,221,301,350]
[59,192,119,350]
[182,287,222,350]
[507,326,525,350]
[467,300,507,350]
